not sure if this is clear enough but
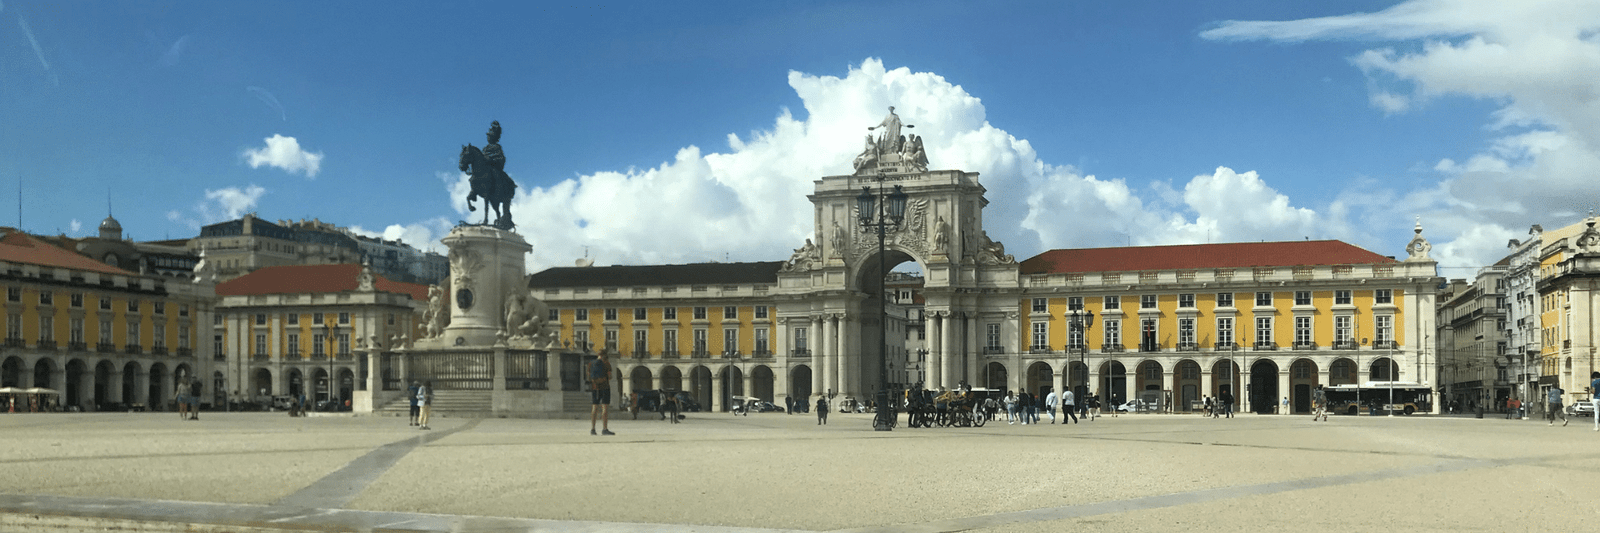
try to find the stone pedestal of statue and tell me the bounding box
[440,225,531,348]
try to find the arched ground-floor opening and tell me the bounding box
[751,365,775,401]
[1369,357,1399,382]
[213,371,227,407]
[337,368,355,407]
[719,366,742,412]
[148,363,168,411]
[287,368,304,399]
[1,356,23,387]
[790,365,812,400]
[1099,361,1127,406]
[32,358,55,389]
[1067,361,1089,405]
[629,366,653,393]
[1133,360,1164,409]
[251,368,273,401]
[1176,359,1201,412]
[94,360,115,409]
[1290,359,1319,413]
[981,362,1007,391]
[1025,361,1052,398]
[65,359,88,409]
[1330,358,1357,387]
[121,362,143,407]
[1248,359,1280,414]
[660,365,684,392]
[688,366,713,411]
[1210,360,1240,404]
[310,368,330,403]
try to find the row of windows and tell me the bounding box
[1017,315,1395,351]
[565,306,770,322]
[245,312,355,326]
[5,313,191,348]
[580,326,773,355]
[1031,289,1395,312]
[1093,359,1383,381]
[252,332,350,356]
[6,287,187,316]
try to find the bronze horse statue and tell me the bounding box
[458,144,517,228]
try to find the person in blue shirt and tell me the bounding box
[1548,386,1568,426]
[1591,372,1600,432]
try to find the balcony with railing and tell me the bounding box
[311,352,328,361]
[124,344,142,355]
[1139,343,1160,353]
[35,338,56,350]
[1103,345,1125,353]
[97,342,116,353]
[661,350,680,359]
[1292,341,1317,351]
[1066,343,1087,354]
[4,337,23,348]
[252,353,269,362]
[336,352,353,361]
[985,345,1007,355]
[1028,345,1054,354]
[1252,341,1278,351]
[68,341,87,352]
[1176,342,1199,352]
[790,348,810,358]
[1373,340,1399,350]
[691,350,710,358]
[150,345,167,356]
[1332,340,1357,350]
[753,349,771,357]
[631,347,649,359]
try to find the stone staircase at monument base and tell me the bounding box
[373,390,595,417]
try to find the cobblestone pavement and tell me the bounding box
[1,410,1596,532]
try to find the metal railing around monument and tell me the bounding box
[505,351,549,390]
[406,351,495,390]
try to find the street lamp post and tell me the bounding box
[857,167,908,432]
[1069,309,1095,407]
[324,321,334,411]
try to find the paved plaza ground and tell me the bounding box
[0,408,1596,532]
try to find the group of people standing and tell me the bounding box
[407,381,431,430]
[1002,389,1101,425]
[1201,391,1236,419]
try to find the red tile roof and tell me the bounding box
[0,231,133,275]
[216,264,429,301]
[1019,240,1395,275]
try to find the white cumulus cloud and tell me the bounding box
[169,185,267,230]
[445,58,1358,273]
[244,134,323,178]
[1205,0,1600,269]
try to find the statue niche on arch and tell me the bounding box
[458,121,519,229]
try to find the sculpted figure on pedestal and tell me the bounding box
[852,135,878,173]
[423,282,450,339]
[977,231,1015,265]
[458,121,518,229]
[782,238,820,272]
[868,106,903,154]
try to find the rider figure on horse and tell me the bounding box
[484,121,506,178]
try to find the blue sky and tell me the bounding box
[2,0,1597,274]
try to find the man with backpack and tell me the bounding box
[589,352,614,436]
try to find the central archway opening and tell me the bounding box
[851,248,923,398]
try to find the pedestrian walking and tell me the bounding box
[1088,393,1099,420]
[816,396,828,425]
[1219,390,1235,419]
[407,381,421,426]
[1311,385,1327,422]
[1591,372,1600,431]
[174,380,189,420]
[1005,391,1017,424]
[188,379,202,420]
[417,381,433,430]
[1021,391,1036,424]
[587,353,613,436]
[1547,385,1567,427]
[1062,389,1078,424]
[1281,396,1289,415]
[1044,389,1058,424]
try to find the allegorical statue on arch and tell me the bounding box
[853,106,928,174]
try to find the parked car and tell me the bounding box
[752,401,784,413]
[1568,401,1595,417]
